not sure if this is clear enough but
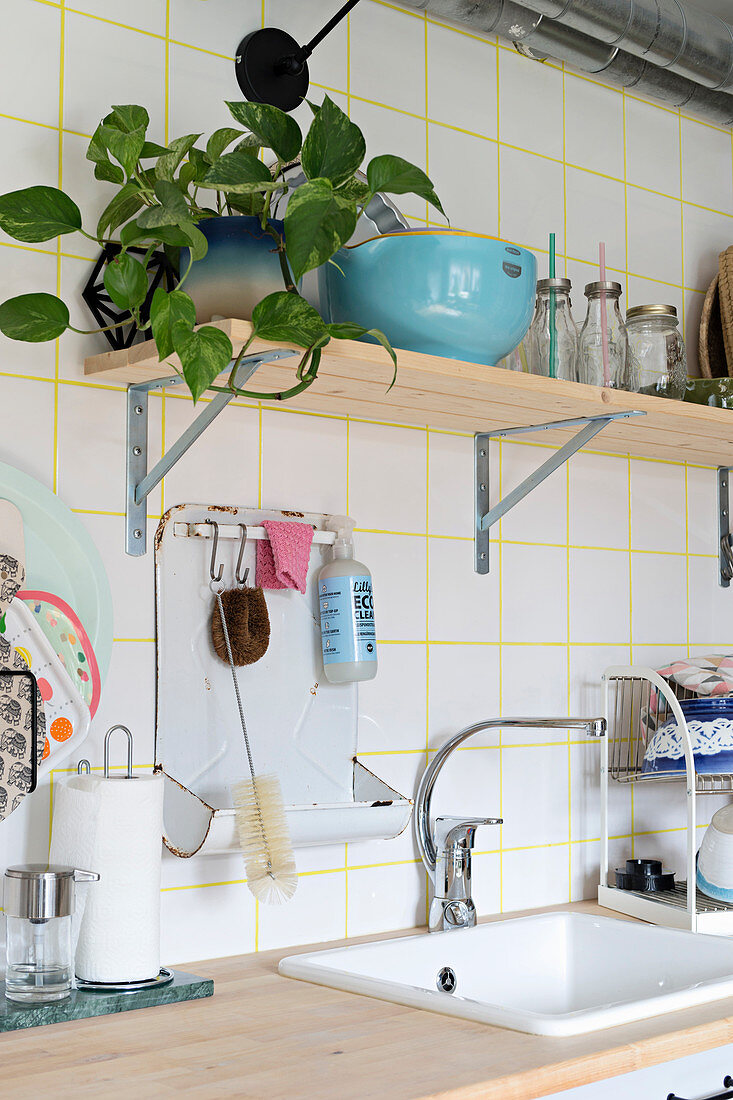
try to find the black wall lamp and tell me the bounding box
[235,0,362,112]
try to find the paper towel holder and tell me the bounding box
[104,725,137,780]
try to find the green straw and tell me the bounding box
[549,232,557,379]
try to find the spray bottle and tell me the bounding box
[318,519,377,684]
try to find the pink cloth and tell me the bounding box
[256,521,314,594]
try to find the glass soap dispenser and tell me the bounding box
[578,281,637,391]
[4,864,99,1004]
[526,278,579,380]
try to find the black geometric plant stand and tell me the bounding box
[82,244,177,352]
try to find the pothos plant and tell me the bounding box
[0,97,445,403]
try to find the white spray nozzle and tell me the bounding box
[325,515,354,545]
[324,515,355,560]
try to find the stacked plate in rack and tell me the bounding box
[641,697,733,775]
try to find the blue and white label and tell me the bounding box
[319,575,376,665]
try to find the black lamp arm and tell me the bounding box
[278,0,362,74]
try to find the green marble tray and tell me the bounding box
[0,970,213,1031]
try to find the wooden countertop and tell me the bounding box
[5,901,733,1099]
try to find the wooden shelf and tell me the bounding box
[84,318,733,466]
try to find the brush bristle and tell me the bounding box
[233,773,298,904]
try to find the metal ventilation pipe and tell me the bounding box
[506,0,733,92]
[400,0,733,125]
[513,12,733,125]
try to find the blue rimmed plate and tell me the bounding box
[642,697,733,774]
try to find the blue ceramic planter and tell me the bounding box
[318,230,537,366]
[183,216,286,323]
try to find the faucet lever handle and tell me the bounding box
[434,815,502,852]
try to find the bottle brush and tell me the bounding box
[214,589,297,904]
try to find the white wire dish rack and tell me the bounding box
[599,665,733,935]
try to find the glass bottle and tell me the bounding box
[497,339,531,372]
[526,278,579,381]
[578,281,637,391]
[626,304,687,400]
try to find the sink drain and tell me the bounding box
[436,966,457,994]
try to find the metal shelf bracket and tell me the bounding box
[125,349,295,556]
[718,466,733,587]
[474,410,646,574]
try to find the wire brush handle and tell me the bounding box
[214,586,257,784]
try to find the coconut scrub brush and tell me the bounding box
[211,524,270,667]
[214,586,297,904]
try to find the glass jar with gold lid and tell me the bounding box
[626,303,687,400]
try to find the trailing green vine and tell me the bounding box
[0,97,445,404]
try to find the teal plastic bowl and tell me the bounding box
[318,230,537,366]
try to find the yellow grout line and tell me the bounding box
[164,0,170,145]
[160,389,167,517]
[679,112,687,346]
[627,454,636,855]
[167,39,235,62]
[346,3,351,116]
[561,61,567,264]
[496,39,501,236]
[344,842,349,938]
[52,0,65,497]
[423,11,429,219]
[498,442,504,911]
[622,88,630,307]
[566,459,572,899]
[425,13,492,45]
[14,0,733,940]
[257,404,263,510]
[161,829,717,895]
[47,771,54,858]
[685,463,690,661]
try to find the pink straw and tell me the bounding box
[599,242,610,387]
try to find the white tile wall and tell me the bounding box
[426,21,496,138]
[499,49,564,162]
[564,75,624,181]
[0,0,731,967]
[624,96,681,198]
[499,144,566,255]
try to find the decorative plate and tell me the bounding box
[0,462,113,681]
[18,591,101,717]
[1,599,91,777]
[642,698,733,775]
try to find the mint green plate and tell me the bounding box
[0,462,113,682]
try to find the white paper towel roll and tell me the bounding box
[50,772,164,983]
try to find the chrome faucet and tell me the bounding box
[415,716,606,932]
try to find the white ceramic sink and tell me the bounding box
[279,912,733,1036]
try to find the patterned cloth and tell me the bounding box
[255,521,315,595]
[641,654,733,744]
[657,655,733,697]
[0,554,46,820]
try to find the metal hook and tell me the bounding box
[235,523,250,586]
[77,759,91,775]
[206,520,224,582]
[104,724,135,779]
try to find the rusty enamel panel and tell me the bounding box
[154,505,412,856]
